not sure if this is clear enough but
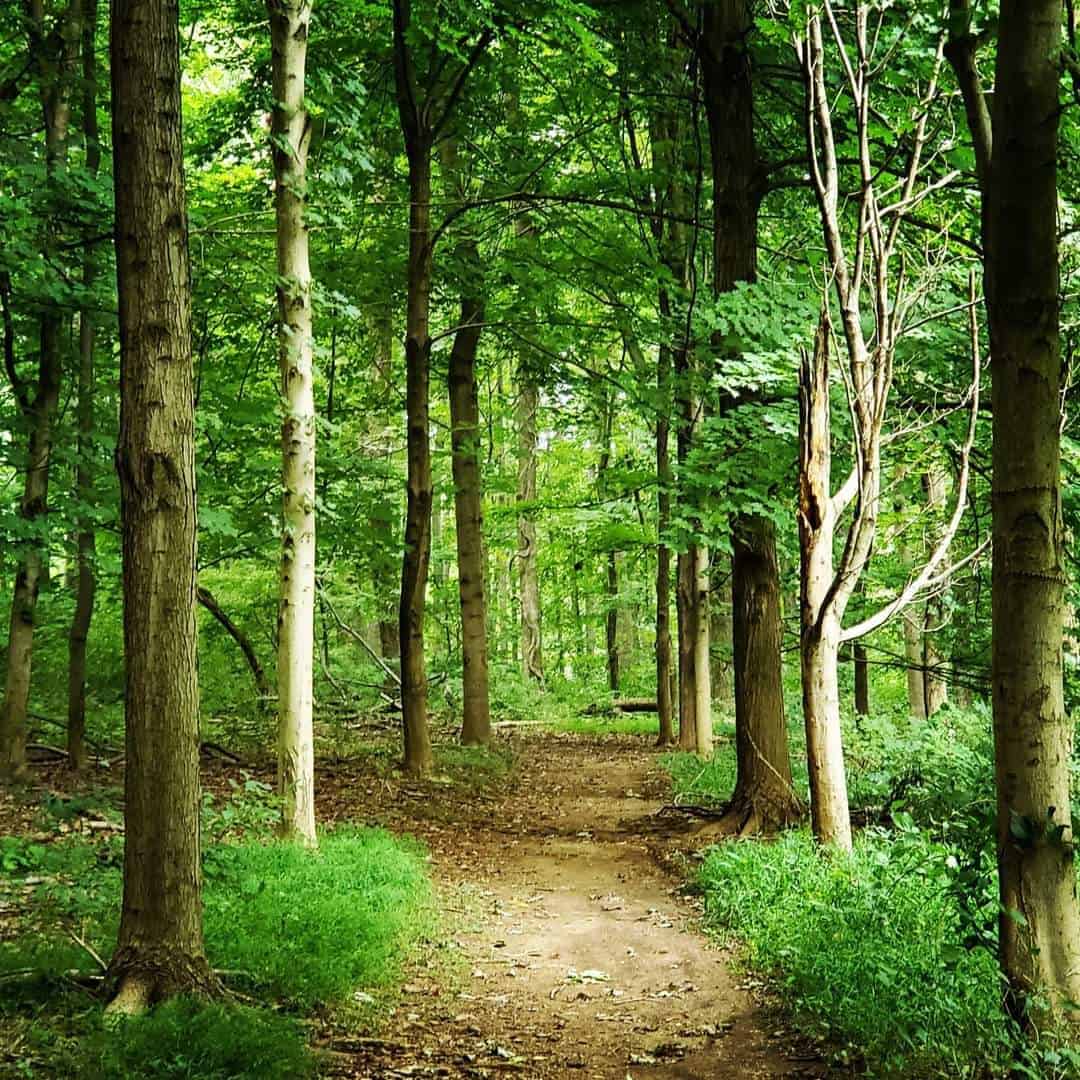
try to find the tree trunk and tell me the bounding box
[725,516,799,831]
[516,377,543,682]
[67,0,100,773]
[903,604,928,720]
[709,581,734,708]
[982,0,1080,1022]
[853,642,870,716]
[692,544,712,756]
[801,621,850,849]
[399,143,434,774]
[798,320,852,851]
[442,140,491,746]
[107,0,212,1010]
[655,341,675,745]
[268,0,316,846]
[605,550,619,693]
[701,0,786,791]
[676,547,697,751]
[1,0,77,782]
[391,1,439,775]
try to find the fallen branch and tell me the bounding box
[67,928,108,973]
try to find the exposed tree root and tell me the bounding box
[661,785,803,841]
[105,951,219,1018]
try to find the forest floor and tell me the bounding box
[303,730,831,1080]
[1,729,834,1079]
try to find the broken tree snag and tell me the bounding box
[108,0,213,1009]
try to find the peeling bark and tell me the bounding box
[268,0,317,845]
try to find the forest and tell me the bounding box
[1,0,1080,1076]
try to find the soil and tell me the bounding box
[306,731,831,1080]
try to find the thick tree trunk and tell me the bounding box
[725,516,799,831]
[107,0,212,1010]
[1,0,77,782]
[443,181,491,746]
[66,0,100,774]
[701,0,787,793]
[268,0,316,845]
[982,0,1080,1022]
[516,378,543,683]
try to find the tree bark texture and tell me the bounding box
[701,0,788,793]
[107,0,212,1009]
[442,137,492,746]
[727,516,800,831]
[268,0,316,845]
[798,319,853,851]
[983,0,1080,1022]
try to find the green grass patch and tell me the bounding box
[94,998,313,1079]
[1,990,313,1079]
[204,827,434,1007]
[4,826,434,1009]
[2,824,435,1075]
[699,828,1012,1078]
[551,712,664,737]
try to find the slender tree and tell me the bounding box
[67,0,101,772]
[1,0,78,782]
[267,0,317,845]
[107,0,212,1011]
[392,0,493,773]
[440,134,492,746]
[948,0,1080,1024]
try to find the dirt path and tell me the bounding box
[329,733,827,1080]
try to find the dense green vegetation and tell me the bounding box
[3,0,1080,1075]
[664,700,1080,1077]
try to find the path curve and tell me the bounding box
[328,734,828,1080]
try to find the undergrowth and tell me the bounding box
[667,702,1080,1079]
[1,778,435,1077]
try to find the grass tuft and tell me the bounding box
[203,827,434,1007]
